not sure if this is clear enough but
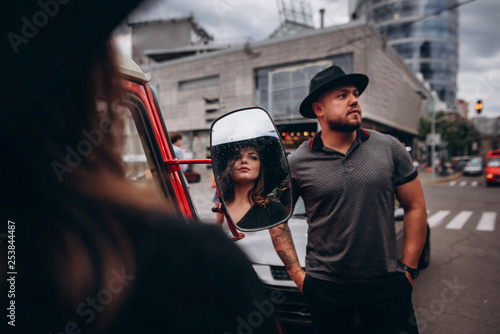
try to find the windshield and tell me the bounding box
[487,158,500,167]
[467,158,482,166]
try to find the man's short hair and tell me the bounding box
[170,132,182,144]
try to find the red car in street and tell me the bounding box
[485,149,500,186]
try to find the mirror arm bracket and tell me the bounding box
[178,159,212,165]
[166,159,212,172]
[227,216,245,241]
[212,203,245,241]
[166,159,212,173]
[165,159,181,172]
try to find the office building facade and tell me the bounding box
[350,0,459,111]
[143,21,433,179]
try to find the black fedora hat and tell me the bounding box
[299,65,369,118]
[212,136,288,196]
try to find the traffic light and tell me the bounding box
[475,100,483,114]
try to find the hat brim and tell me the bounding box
[299,74,369,118]
[212,136,287,195]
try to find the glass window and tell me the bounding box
[98,96,169,201]
[419,61,455,81]
[117,103,161,197]
[97,93,192,219]
[255,55,354,122]
[391,41,456,64]
[487,158,500,167]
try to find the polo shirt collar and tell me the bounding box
[309,128,370,151]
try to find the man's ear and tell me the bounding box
[312,101,323,118]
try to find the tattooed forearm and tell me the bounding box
[269,223,306,290]
[277,250,297,270]
[269,223,302,271]
[269,223,293,244]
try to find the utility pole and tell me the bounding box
[431,112,436,179]
[429,112,449,179]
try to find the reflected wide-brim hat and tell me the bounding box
[299,65,369,118]
[212,136,288,195]
[1,0,144,124]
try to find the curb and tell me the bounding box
[422,172,463,184]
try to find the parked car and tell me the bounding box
[485,149,500,186]
[451,156,472,172]
[235,197,431,329]
[463,157,483,175]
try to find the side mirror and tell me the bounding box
[210,107,292,231]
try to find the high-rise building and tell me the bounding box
[350,0,458,111]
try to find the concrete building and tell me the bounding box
[143,21,433,179]
[130,15,219,65]
[350,0,459,111]
[457,99,469,120]
[471,116,496,135]
[470,116,500,156]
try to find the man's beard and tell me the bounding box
[328,119,361,133]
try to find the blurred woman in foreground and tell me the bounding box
[0,1,281,333]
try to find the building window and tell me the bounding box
[179,75,220,91]
[255,55,354,122]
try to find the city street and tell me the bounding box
[413,172,500,334]
[191,171,500,333]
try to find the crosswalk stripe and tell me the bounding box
[476,212,497,231]
[449,181,457,186]
[446,211,473,230]
[428,210,450,228]
[471,181,478,187]
[459,181,467,187]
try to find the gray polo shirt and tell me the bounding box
[288,128,417,284]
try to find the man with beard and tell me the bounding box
[269,66,427,333]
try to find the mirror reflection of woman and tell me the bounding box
[221,145,287,229]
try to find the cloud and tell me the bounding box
[127,0,348,41]
[457,0,500,116]
[459,0,500,59]
[126,0,500,117]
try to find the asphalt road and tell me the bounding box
[190,172,500,333]
[414,173,500,334]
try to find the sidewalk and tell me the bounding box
[188,177,220,224]
[418,168,462,184]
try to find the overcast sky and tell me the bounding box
[122,0,500,119]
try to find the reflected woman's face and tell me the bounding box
[231,147,261,184]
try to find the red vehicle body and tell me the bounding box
[485,149,500,186]
[116,50,244,240]
[117,50,200,221]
